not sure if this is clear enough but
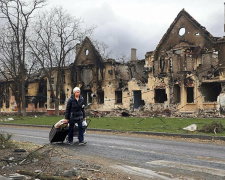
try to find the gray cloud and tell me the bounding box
[48,0,225,59]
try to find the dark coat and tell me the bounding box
[65,94,85,123]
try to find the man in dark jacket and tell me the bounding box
[65,87,86,145]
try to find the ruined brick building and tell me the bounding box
[145,9,225,116]
[0,9,225,117]
[67,37,148,112]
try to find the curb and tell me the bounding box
[1,123,225,141]
[131,131,225,141]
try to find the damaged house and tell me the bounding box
[145,9,225,116]
[0,71,47,114]
[1,9,225,117]
[69,37,148,112]
[56,9,225,116]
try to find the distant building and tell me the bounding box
[1,9,225,117]
[145,9,225,115]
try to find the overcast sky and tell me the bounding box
[47,0,224,60]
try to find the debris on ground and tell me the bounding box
[0,140,135,180]
[183,124,197,132]
[200,121,224,134]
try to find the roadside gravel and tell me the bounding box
[1,127,225,179]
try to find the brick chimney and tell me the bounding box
[131,48,137,61]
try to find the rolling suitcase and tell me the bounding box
[49,120,69,143]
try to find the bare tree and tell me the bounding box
[0,0,46,116]
[28,6,94,115]
[0,25,39,114]
[92,39,112,60]
[116,53,129,63]
[0,25,23,114]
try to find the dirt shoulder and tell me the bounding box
[1,128,225,180]
[0,140,144,180]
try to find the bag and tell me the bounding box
[54,119,68,128]
[70,116,83,123]
[82,120,87,129]
[82,120,87,127]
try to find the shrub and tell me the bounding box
[200,121,224,134]
[0,132,13,148]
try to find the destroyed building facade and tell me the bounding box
[144,9,225,116]
[0,71,47,114]
[69,37,148,112]
[0,9,225,116]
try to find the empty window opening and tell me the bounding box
[50,78,54,85]
[50,93,55,108]
[38,78,47,108]
[115,91,122,104]
[195,32,200,36]
[38,97,46,108]
[199,83,221,102]
[173,85,180,103]
[81,90,93,105]
[155,89,167,103]
[31,97,38,109]
[6,101,9,108]
[186,56,193,71]
[169,57,173,72]
[50,102,54,109]
[133,90,142,109]
[25,98,29,108]
[187,87,194,103]
[38,78,47,94]
[208,65,220,78]
[160,57,165,73]
[25,83,28,94]
[98,68,104,81]
[87,92,93,104]
[173,49,182,55]
[6,85,9,93]
[85,49,89,56]
[179,27,186,36]
[60,89,66,105]
[50,93,55,103]
[62,72,66,83]
[97,91,104,104]
[82,68,93,86]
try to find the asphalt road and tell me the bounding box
[1,125,225,180]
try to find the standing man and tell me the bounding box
[65,87,86,145]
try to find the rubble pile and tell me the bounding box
[0,141,132,180]
[86,105,223,119]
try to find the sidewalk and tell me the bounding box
[1,123,225,141]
